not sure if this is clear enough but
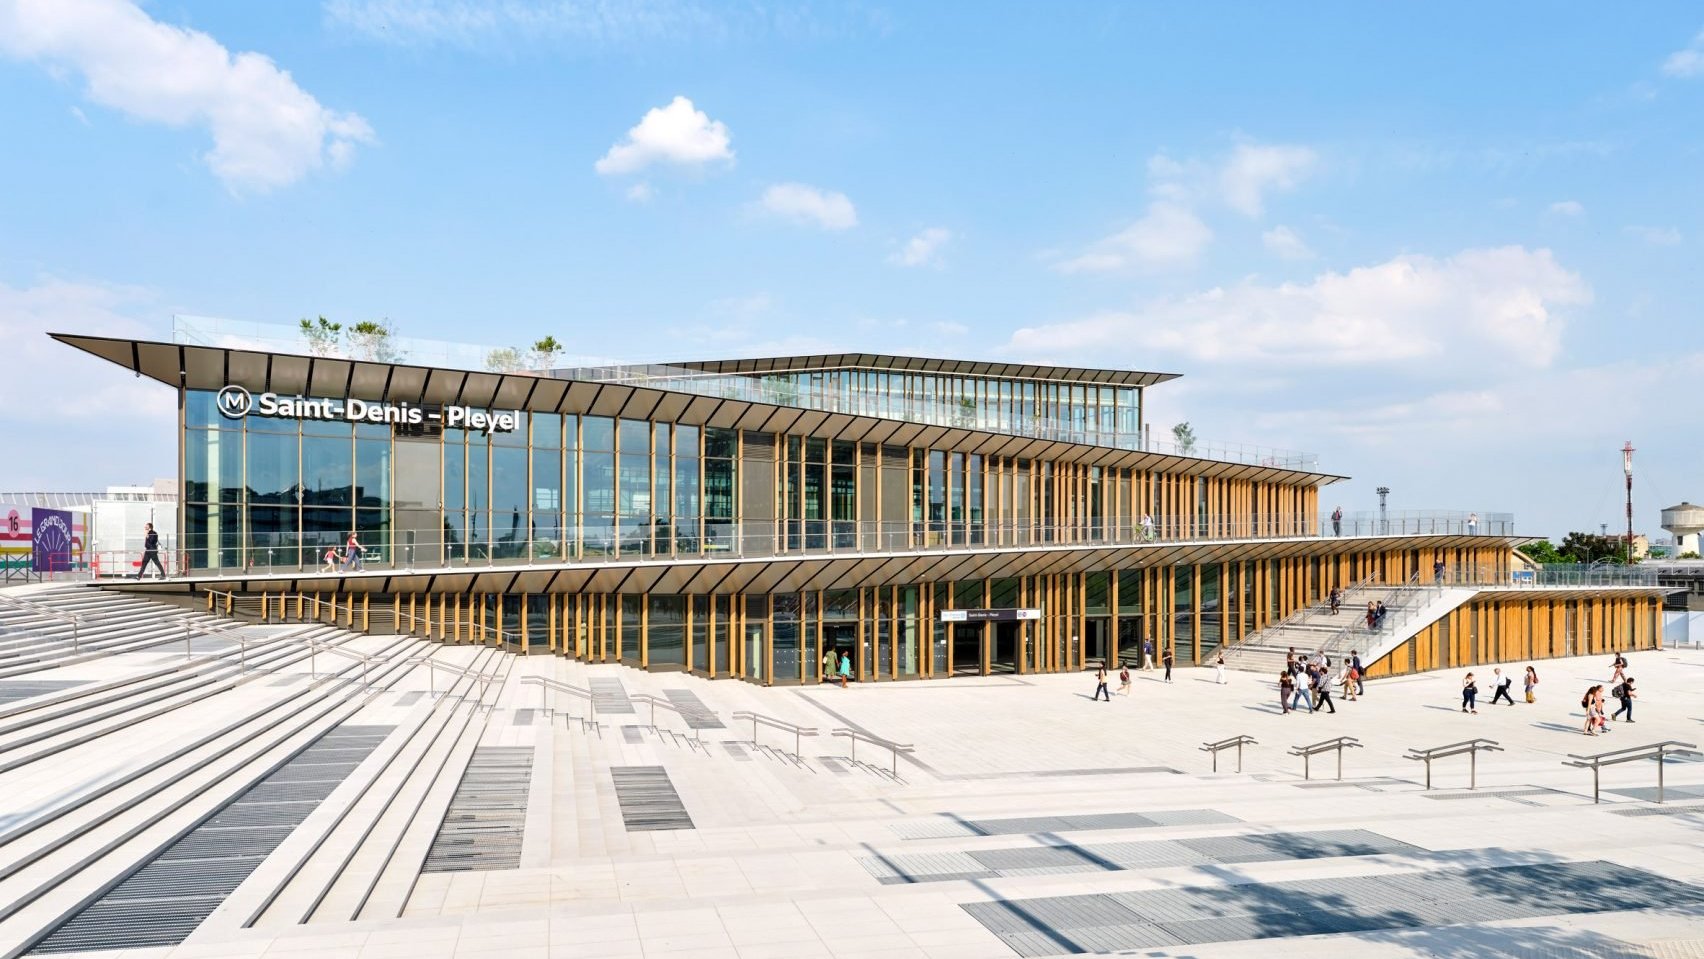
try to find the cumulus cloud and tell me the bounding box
[1055,202,1212,273]
[1662,30,1704,77]
[625,182,655,203]
[0,0,374,192]
[1548,200,1585,216]
[889,227,952,267]
[1261,225,1315,260]
[1219,143,1317,217]
[1015,246,1589,370]
[1626,225,1682,246]
[595,96,733,176]
[757,182,857,230]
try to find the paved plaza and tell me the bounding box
[27,635,1689,959]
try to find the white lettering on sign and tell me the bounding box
[218,385,517,434]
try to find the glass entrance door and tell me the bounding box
[952,624,982,675]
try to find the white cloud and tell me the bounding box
[1015,246,1589,370]
[889,227,952,267]
[625,182,655,203]
[0,0,374,192]
[1261,225,1315,260]
[930,320,970,336]
[1219,143,1317,217]
[757,182,857,231]
[595,96,733,176]
[0,276,177,488]
[1626,225,1682,246]
[1661,30,1704,77]
[1548,200,1585,216]
[1055,202,1212,273]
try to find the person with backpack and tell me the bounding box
[1349,650,1365,696]
[1523,666,1539,704]
[1117,663,1132,696]
[1611,677,1636,723]
[1488,668,1516,706]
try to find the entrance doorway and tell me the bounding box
[990,622,1019,673]
[822,624,857,680]
[952,624,983,675]
[1085,619,1110,667]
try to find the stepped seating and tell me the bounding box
[0,591,477,956]
[0,585,242,677]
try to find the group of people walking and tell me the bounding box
[819,649,854,687]
[1276,647,1363,714]
[1091,640,1177,700]
[1460,654,1638,735]
[319,532,366,573]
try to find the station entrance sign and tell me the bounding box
[939,608,1041,623]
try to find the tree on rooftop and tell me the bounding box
[347,320,400,362]
[299,316,342,357]
[486,347,525,373]
[1171,421,1197,455]
[530,336,563,370]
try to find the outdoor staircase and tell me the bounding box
[1221,576,1478,674]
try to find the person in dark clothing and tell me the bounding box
[1349,650,1365,696]
[136,523,165,579]
[1611,677,1636,722]
[1310,666,1336,714]
[1331,506,1342,536]
[1161,647,1174,683]
[1092,663,1111,702]
[1489,668,1516,706]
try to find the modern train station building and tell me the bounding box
[52,320,1672,682]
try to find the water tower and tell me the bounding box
[1662,502,1704,555]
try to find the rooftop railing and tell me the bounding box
[170,315,1319,470]
[75,509,1523,580]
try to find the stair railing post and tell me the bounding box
[1470,747,1477,790]
[1236,739,1244,774]
[1336,743,1344,782]
[1658,747,1666,805]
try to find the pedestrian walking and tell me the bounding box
[1161,647,1174,683]
[1140,513,1156,542]
[1285,647,1298,671]
[1611,677,1636,722]
[1092,663,1111,702]
[1467,512,1480,535]
[837,651,852,688]
[1523,666,1538,704]
[1117,664,1132,696]
[1461,672,1479,713]
[1365,602,1377,631]
[1582,685,1606,735]
[821,647,837,682]
[320,546,340,573]
[1312,666,1337,714]
[1349,650,1365,696]
[1489,668,1516,706]
[1331,505,1343,537]
[1340,663,1358,702]
[1287,669,1313,713]
[1374,601,1388,629]
[343,530,364,572]
[1279,669,1295,714]
[1609,654,1628,687]
[135,522,165,580]
[1433,558,1446,581]
[1141,639,1155,671]
[1328,587,1342,615]
[1214,651,1226,684]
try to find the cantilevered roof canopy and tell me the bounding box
[51,332,1337,485]
[667,352,1180,387]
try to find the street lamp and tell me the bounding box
[1376,487,1390,536]
[1622,441,1636,564]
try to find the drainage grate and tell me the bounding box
[722,742,753,762]
[893,808,1239,840]
[864,828,1414,885]
[609,765,694,831]
[589,677,635,713]
[661,689,725,729]
[421,747,533,873]
[511,708,534,726]
[962,861,1704,954]
[622,726,644,744]
[1423,788,1557,800]
[0,680,82,705]
[1612,803,1704,817]
[28,725,391,954]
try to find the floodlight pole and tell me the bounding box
[1623,442,1636,564]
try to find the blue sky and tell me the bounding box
[2,0,1701,540]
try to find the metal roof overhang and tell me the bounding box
[118,531,1519,598]
[665,352,1181,387]
[52,333,1343,485]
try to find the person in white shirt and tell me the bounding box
[1488,667,1516,706]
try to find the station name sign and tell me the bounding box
[215,385,518,435]
[939,608,1042,623]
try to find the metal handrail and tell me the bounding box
[830,727,915,777]
[731,710,818,759]
[1563,740,1701,804]
[1200,734,1258,773]
[629,693,712,740]
[518,675,598,721]
[1405,738,1503,790]
[1288,736,1363,781]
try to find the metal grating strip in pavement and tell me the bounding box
[661,689,725,729]
[28,725,391,954]
[589,677,635,713]
[964,861,1704,954]
[609,765,694,831]
[622,725,644,744]
[894,808,1238,840]
[421,747,534,873]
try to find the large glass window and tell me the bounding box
[491,445,528,559]
[648,595,686,668]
